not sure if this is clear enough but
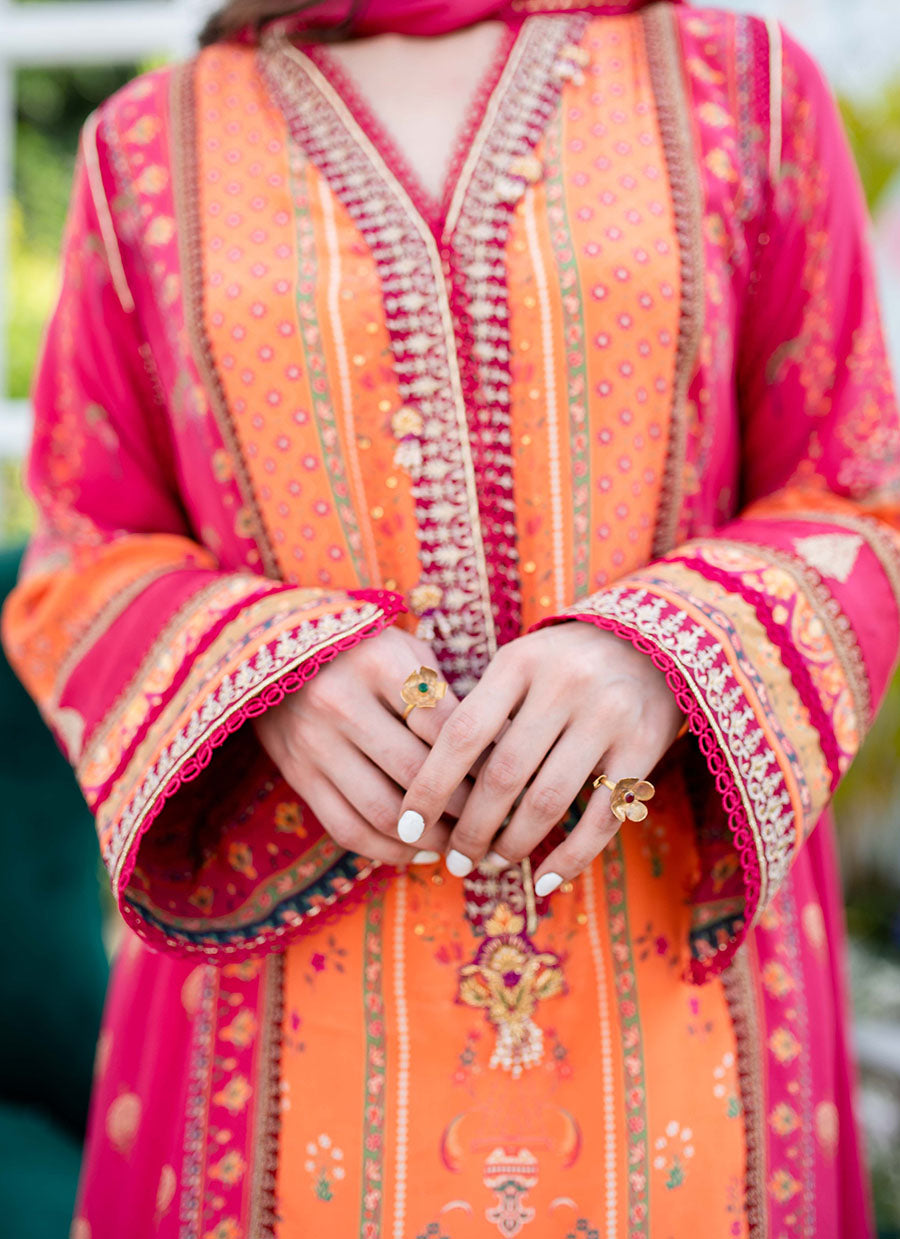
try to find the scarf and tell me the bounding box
[271,0,681,38]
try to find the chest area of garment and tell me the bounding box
[124,16,748,686]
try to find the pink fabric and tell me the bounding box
[3,6,898,1236]
[267,0,682,38]
[751,818,874,1237]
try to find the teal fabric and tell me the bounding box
[0,1102,83,1237]
[0,545,109,1138]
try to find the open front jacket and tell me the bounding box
[3,5,899,1236]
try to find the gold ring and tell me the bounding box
[400,666,447,721]
[592,774,655,822]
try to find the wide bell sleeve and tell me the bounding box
[533,29,900,982]
[0,123,405,959]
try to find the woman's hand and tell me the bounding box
[395,622,684,893]
[253,625,467,866]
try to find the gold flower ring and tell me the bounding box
[592,774,655,823]
[400,666,448,721]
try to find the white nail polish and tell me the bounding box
[481,851,509,872]
[446,849,474,878]
[397,810,425,844]
[410,850,441,865]
[534,872,564,898]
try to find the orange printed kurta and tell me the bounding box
[3,4,900,1237]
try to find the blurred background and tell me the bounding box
[0,0,898,1233]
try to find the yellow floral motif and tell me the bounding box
[220,1010,258,1049]
[222,959,263,981]
[705,147,737,183]
[212,449,233,482]
[227,842,257,880]
[187,886,214,914]
[769,1103,801,1136]
[213,1075,252,1115]
[697,101,731,128]
[210,1150,247,1185]
[768,1027,801,1064]
[685,54,725,85]
[458,907,564,1077]
[234,507,255,538]
[274,801,307,836]
[769,1169,801,1203]
[203,1220,241,1239]
[761,961,795,998]
[146,216,176,247]
[484,904,525,937]
[124,115,160,145]
[136,165,169,195]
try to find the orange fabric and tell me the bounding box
[509,21,680,625]
[277,771,747,1236]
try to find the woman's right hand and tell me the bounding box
[253,625,467,866]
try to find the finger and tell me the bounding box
[441,697,569,875]
[396,662,526,847]
[350,700,471,819]
[531,747,656,895]
[303,777,425,867]
[324,735,450,851]
[487,725,605,867]
[398,681,461,747]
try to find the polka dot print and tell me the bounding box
[509,17,682,621]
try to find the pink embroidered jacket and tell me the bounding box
[2,6,899,990]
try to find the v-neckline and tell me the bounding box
[299,20,522,237]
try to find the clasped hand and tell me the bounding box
[253,622,684,895]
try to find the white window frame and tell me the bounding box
[0,0,209,458]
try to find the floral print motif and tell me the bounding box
[457,902,564,1077]
[304,1133,346,1201]
[652,1120,696,1189]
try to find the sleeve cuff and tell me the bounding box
[104,586,405,958]
[531,588,772,983]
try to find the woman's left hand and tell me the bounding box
[395,622,684,895]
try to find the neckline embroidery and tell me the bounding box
[260,17,589,690]
[305,21,521,236]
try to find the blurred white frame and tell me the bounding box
[0,0,212,459]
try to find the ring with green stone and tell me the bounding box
[400,666,448,721]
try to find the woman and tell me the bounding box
[3,0,899,1234]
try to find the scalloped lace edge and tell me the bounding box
[118,590,404,959]
[533,609,764,985]
[668,553,842,790]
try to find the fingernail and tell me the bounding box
[482,851,509,872]
[397,810,425,844]
[410,850,441,864]
[446,849,474,878]
[534,871,564,898]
